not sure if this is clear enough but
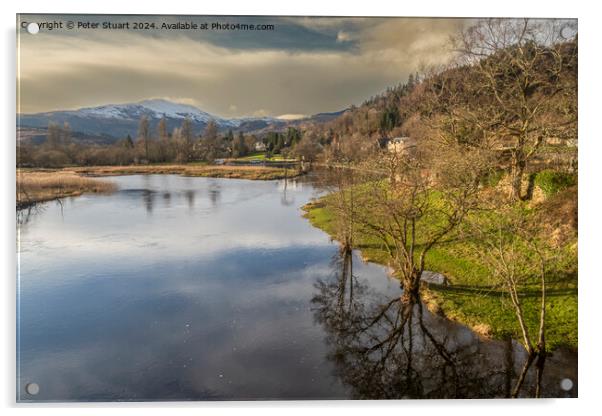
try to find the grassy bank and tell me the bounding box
[234,152,297,162]
[302,189,578,351]
[17,170,116,208]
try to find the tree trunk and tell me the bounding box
[510,158,526,201]
[401,271,421,307]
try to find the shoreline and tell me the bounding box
[17,164,304,208]
[301,197,578,352]
[59,163,303,180]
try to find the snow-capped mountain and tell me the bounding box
[18,99,286,140]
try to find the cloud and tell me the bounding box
[336,31,352,42]
[154,97,203,107]
[17,16,470,116]
[277,114,307,120]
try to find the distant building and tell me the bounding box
[545,136,578,148]
[387,137,416,154]
[254,142,266,152]
[545,137,563,146]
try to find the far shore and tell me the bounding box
[17,163,303,208]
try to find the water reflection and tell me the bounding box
[17,204,42,227]
[185,190,195,209]
[16,174,576,401]
[162,191,171,208]
[313,249,577,399]
[17,175,351,401]
[142,190,155,214]
[279,178,297,207]
[208,182,221,207]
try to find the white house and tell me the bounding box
[387,137,416,154]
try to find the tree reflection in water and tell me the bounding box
[312,248,576,399]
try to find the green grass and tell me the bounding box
[302,191,578,351]
[533,170,577,198]
[235,152,296,162]
[237,152,268,161]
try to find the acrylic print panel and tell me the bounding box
[16,14,578,402]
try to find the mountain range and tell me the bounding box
[18,99,345,143]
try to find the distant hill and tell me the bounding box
[17,99,288,141]
[18,99,347,143]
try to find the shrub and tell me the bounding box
[480,169,505,188]
[33,149,71,167]
[534,170,577,197]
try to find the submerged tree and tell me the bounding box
[312,250,519,399]
[352,143,490,310]
[467,203,557,397]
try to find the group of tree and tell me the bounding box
[18,119,308,167]
[314,18,577,398]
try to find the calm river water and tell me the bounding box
[16,175,576,401]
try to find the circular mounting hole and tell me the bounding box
[25,382,39,395]
[26,23,39,35]
[560,378,573,391]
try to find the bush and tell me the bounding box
[480,169,505,188]
[534,170,577,197]
[33,149,71,167]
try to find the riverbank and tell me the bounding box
[17,164,302,207]
[302,188,578,351]
[68,163,302,180]
[17,170,117,209]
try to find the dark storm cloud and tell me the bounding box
[18,14,359,52]
[17,14,468,116]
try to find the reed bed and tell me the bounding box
[17,170,116,208]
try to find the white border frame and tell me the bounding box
[3,1,598,414]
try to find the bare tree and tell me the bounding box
[157,117,168,141]
[46,122,62,149]
[199,119,219,162]
[61,122,71,146]
[180,117,195,162]
[293,132,322,168]
[467,202,555,397]
[137,115,151,162]
[351,142,490,310]
[448,18,577,200]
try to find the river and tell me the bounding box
[16,174,577,401]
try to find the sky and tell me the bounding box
[17,15,469,118]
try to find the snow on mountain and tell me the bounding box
[76,99,280,127]
[18,99,288,139]
[78,99,214,122]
